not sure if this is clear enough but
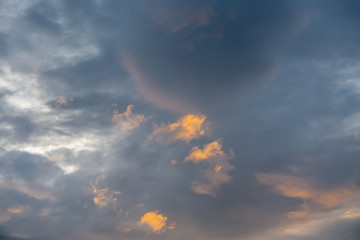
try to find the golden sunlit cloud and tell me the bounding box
[184,140,235,196]
[256,173,358,222]
[184,140,224,163]
[91,176,121,207]
[214,165,223,172]
[341,209,360,219]
[55,96,73,108]
[112,104,147,132]
[139,211,169,233]
[150,113,207,143]
[168,223,176,230]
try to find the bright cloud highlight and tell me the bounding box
[139,211,169,233]
[150,113,207,143]
[184,140,235,196]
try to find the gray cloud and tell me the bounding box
[1,0,360,239]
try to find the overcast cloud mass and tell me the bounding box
[1,0,360,239]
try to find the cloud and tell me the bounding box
[112,105,147,132]
[7,205,27,215]
[143,0,214,33]
[342,209,360,219]
[55,96,73,108]
[150,113,207,143]
[115,226,132,233]
[139,210,169,233]
[184,140,224,163]
[256,173,359,222]
[0,177,55,201]
[184,140,235,196]
[90,176,121,207]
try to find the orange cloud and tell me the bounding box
[139,211,169,233]
[7,205,27,215]
[91,176,121,207]
[55,96,73,108]
[150,113,207,143]
[342,209,360,219]
[184,140,235,196]
[184,140,224,163]
[256,173,358,222]
[112,105,147,132]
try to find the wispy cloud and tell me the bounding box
[112,105,147,132]
[256,173,359,222]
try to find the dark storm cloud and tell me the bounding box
[1,0,360,239]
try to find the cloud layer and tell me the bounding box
[1,0,360,239]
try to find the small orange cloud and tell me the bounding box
[112,104,147,132]
[184,140,235,196]
[150,113,207,143]
[55,96,73,108]
[7,205,26,215]
[256,173,358,222]
[214,165,223,172]
[91,176,121,207]
[139,211,169,233]
[184,140,224,163]
[168,223,176,230]
[342,209,360,219]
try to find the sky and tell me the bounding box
[1,0,360,239]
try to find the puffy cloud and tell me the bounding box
[256,173,359,222]
[184,140,224,163]
[150,113,207,143]
[112,105,147,132]
[90,176,121,207]
[184,140,235,196]
[139,210,169,233]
